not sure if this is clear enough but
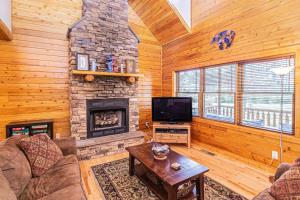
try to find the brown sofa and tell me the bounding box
[0,135,86,200]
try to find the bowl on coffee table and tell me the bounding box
[152,143,170,160]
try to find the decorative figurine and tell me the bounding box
[106,55,113,72]
[91,60,97,71]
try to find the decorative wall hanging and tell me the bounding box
[211,30,235,50]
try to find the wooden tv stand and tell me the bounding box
[153,122,191,148]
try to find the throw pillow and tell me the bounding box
[19,134,63,177]
[270,162,300,199]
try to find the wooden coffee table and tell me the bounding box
[126,143,209,200]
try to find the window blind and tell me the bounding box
[176,69,200,116]
[204,64,236,122]
[240,57,295,134]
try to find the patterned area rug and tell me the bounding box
[92,158,248,200]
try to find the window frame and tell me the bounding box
[173,55,296,135]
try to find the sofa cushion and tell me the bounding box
[270,161,300,199]
[19,134,63,177]
[0,169,17,200]
[253,188,275,200]
[20,155,83,200]
[0,136,32,197]
[38,184,86,200]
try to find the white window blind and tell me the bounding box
[240,57,295,134]
[176,69,200,116]
[204,64,236,122]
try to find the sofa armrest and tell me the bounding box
[53,137,77,156]
[253,189,275,200]
[274,163,292,182]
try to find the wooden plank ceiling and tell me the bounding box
[129,0,190,45]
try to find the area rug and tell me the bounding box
[92,158,248,200]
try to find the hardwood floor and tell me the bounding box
[80,142,274,200]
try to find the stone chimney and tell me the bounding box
[68,0,139,140]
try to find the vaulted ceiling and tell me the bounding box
[129,0,190,45]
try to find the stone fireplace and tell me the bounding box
[67,0,144,159]
[87,98,129,138]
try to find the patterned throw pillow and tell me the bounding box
[270,162,300,199]
[19,134,63,177]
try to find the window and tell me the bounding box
[168,0,191,28]
[241,57,295,134]
[176,69,200,116]
[174,56,295,135]
[204,64,236,122]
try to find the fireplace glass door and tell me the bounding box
[93,110,123,131]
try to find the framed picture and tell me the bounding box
[126,59,136,73]
[77,54,89,70]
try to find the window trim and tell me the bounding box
[173,55,296,135]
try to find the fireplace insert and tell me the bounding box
[87,98,129,138]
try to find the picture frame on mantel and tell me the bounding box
[77,54,89,70]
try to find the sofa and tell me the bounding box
[0,135,87,200]
[253,161,300,200]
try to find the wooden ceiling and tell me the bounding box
[129,0,190,45]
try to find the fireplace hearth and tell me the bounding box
[87,98,129,139]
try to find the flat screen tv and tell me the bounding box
[152,97,192,123]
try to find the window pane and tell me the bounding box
[176,69,200,116]
[204,64,236,122]
[241,57,294,134]
[177,69,200,92]
[243,59,295,93]
[177,92,199,116]
[204,93,235,122]
[205,64,236,92]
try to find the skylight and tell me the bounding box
[168,0,191,29]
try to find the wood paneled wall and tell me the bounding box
[0,0,82,139]
[162,0,300,167]
[0,0,162,139]
[128,6,162,130]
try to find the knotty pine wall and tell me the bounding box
[0,0,162,139]
[128,7,162,130]
[162,0,300,167]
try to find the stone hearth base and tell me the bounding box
[76,131,145,160]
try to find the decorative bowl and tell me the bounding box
[152,143,170,160]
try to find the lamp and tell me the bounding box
[271,65,294,163]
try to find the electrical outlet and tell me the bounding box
[145,121,150,129]
[272,151,279,160]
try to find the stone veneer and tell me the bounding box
[77,132,145,160]
[68,0,139,140]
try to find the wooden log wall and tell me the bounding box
[0,0,162,139]
[162,0,300,167]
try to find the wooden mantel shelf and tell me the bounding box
[72,70,144,77]
[72,70,144,83]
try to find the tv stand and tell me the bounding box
[153,122,191,148]
[159,122,184,125]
